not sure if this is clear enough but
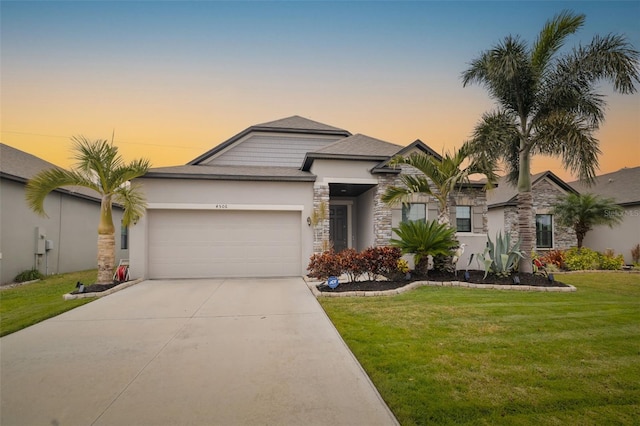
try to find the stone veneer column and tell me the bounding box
[373,175,398,247]
[312,184,330,253]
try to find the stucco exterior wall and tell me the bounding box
[582,205,640,264]
[0,179,127,284]
[130,178,315,279]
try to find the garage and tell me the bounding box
[148,209,302,279]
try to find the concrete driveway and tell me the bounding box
[0,278,398,426]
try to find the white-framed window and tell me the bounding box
[456,206,472,232]
[402,203,426,223]
[536,214,553,248]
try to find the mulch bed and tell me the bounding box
[317,270,569,293]
[71,281,123,294]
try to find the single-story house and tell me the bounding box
[130,116,490,279]
[487,171,579,252]
[0,143,129,284]
[569,166,640,264]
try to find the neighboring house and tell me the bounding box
[487,171,578,252]
[0,144,129,284]
[130,116,490,279]
[569,166,640,264]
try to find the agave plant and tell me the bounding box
[472,232,525,278]
[390,220,457,276]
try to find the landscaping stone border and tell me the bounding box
[307,279,577,298]
[63,278,145,300]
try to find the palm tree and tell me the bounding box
[381,142,498,226]
[390,220,457,276]
[462,10,639,273]
[552,193,623,249]
[26,136,150,284]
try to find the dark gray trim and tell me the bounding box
[189,126,352,165]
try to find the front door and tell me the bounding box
[329,205,348,252]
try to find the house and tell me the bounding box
[0,144,129,284]
[129,116,490,279]
[569,166,640,264]
[487,171,578,252]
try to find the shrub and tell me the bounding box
[539,249,566,269]
[564,247,600,271]
[599,251,625,270]
[361,246,403,280]
[14,268,44,283]
[631,244,640,264]
[307,250,342,281]
[338,248,367,282]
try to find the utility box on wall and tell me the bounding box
[45,239,54,251]
[35,227,46,255]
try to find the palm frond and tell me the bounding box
[114,183,148,227]
[531,10,585,74]
[25,168,99,217]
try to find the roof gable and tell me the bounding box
[189,116,351,165]
[371,139,443,174]
[487,171,577,208]
[569,166,640,206]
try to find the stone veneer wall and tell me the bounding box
[312,185,330,253]
[312,165,490,252]
[502,179,577,251]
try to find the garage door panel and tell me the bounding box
[148,210,301,279]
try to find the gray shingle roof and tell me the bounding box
[0,143,102,202]
[144,164,316,182]
[254,115,349,133]
[313,133,402,157]
[569,166,640,206]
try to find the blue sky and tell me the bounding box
[2,1,639,178]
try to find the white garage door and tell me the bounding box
[148,210,301,279]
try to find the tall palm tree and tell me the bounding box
[26,136,150,284]
[381,141,498,226]
[462,10,639,273]
[552,193,623,249]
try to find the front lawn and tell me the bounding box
[320,272,640,425]
[0,270,97,337]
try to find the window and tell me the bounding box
[121,223,129,250]
[536,214,553,248]
[402,203,426,223]
[456,206,472,232]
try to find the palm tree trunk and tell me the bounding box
[97,195,116,284]
[97,233,116,284]
[517,145,533,274]
[517,191,534,274]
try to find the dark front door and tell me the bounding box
[329,205,348,252]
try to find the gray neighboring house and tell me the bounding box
[130,115,490,279]
[0,144,128,284]
[487,171,579,252]
[569,166,640,264]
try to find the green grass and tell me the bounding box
[0,270,98,337]
[320,273,640,425]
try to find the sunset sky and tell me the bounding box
[2,1,639,181]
